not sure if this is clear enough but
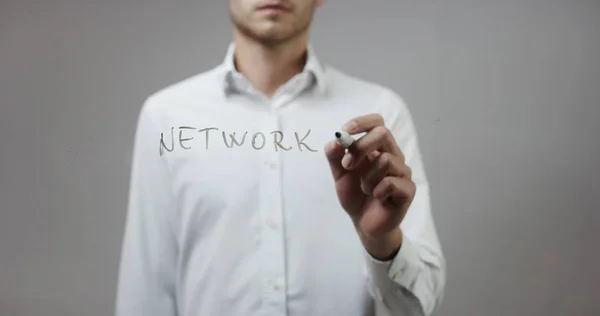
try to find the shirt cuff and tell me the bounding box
[364,235,421,292]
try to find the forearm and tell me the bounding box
[355,225,403,261]
[363,234,445,316]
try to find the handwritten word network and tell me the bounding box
[159,126,318,156]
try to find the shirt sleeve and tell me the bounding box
[115,98,179,316]
[363,89,446,316]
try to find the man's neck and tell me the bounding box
[232,30,309,98]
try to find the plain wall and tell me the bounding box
[1,0,599,315]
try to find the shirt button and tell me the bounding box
[265,161,277,170]
[267,219,278,229]
[273,277,284,291]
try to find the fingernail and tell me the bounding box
[342,121,357,132]
[342,153,353,169]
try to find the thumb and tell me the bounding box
[324,140,369,214]
[324,140,374,181]
[324,140,347,180]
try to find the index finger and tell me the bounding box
[342,113,385,134]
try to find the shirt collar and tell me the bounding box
[220,42,327,96]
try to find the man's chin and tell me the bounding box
[250,30,292,45]
[234,22,298,46]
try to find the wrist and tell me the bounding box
[357,226,403,261]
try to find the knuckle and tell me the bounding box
[378,152,393,167]
[373,125,390,137]
[368,150,380,161]
[405,165,413,178]
[384,176,394,187]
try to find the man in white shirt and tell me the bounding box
[115,0,445,315]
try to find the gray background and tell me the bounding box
[1,0,599,315]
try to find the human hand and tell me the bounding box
[324,113,416,260]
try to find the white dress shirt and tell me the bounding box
[115,43,445,316]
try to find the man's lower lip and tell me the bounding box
[258,7,286,13]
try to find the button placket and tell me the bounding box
[258,108,287,314]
